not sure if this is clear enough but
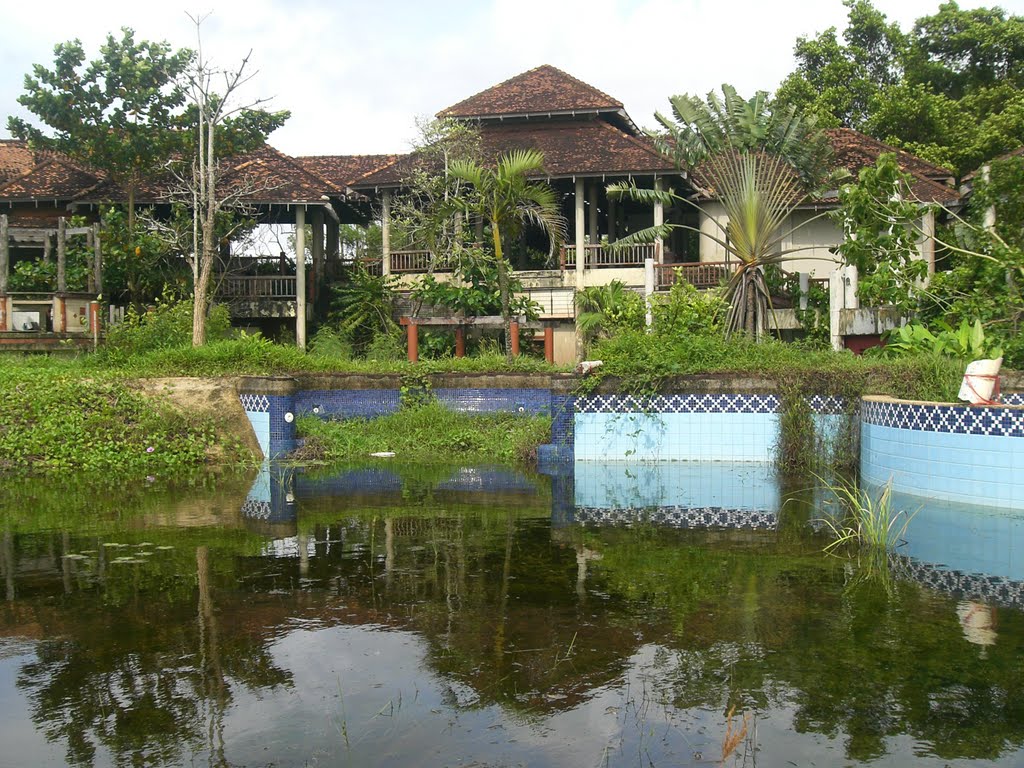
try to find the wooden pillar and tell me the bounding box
[544,326,554,365]
[0,214,8,295]
[0,295,7,332]
[43,233,52,264]
[607,197,617,242]
[295,206,307,350]
[56,217,67,292]
[588,182,599,246]
[510,320,520,357]
[326,215,340,280]
[653,177,664,264]
[455,326,466,357]
[93,223,102,296]
[311,207,324,304]
[381,190,392,276]
[574,178,585,291]
[406,321,418,362]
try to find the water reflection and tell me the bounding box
[0,465,1023,766]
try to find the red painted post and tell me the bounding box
[89,300,100,352]
[544,326,554,365]
[510,321,520,357]
[406,322,419,363]
[455,326,466,357]
[0,296,7,332]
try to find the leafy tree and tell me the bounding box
[832,154,930,311]
[774,0,1024,176]
[574,281,647,350]
[8,28,192,230]
[448,149,567,361]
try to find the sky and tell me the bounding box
[2,0,1022,158]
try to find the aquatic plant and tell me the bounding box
[817,478,917,552]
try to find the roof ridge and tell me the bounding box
[249,145,344,194]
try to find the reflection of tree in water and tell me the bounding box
[588,524,1024,763]
[9,533,291,768]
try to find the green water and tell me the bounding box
[1,464,1023,767]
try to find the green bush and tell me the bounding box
[102,293,232,362]
[651,279,727,336]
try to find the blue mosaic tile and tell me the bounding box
[863,399,1024,438]
[434,388,551,415]
[895,554,1024,607]
[296,389,400,419]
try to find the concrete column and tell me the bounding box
[919,209,936,277]
[607,197,617,242]
[653,178,664,264]
[0,214,8,295]
[644,257,655,329]
[574,178,585,291]
[295,207,306,350]
[588,182,598,246]
[381,190,392,276]
[56,217,67,292]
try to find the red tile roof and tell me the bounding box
[355,118,677,188]
[296,154,400,187]
[438,65,623,118]
[825,128,958,205]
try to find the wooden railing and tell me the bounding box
[560,243,657,269]
[389,250,458,273]
[655,262,738,290]
[217,275,296,299]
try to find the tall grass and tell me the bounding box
[817,478,917,553]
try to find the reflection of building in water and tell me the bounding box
[957,601,998,652]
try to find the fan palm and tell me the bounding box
[610,84,835,339]
[449,149,567,360]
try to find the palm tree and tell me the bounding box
[449,149,567,360]
[611,85,835,339]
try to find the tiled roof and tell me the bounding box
[296,154,400,187]
[354,118,676,188]
[0,140,105,199]
[825,128,958,205]
[439,65,623,118]
[961,145,1024,183]
[0,140,44,183]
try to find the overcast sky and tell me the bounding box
[2,0,1021,157]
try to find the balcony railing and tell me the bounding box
[560,243,657,269]
[390,250,459,273]
[656,262,738,290]
[217,275,296,299]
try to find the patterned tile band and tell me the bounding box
[895,554,1024,607]
[863,399,1024,438]
[574,393,848,415]
[240,394,270,413]
[573,506,778,529]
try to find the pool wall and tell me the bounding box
[861,396,1024,509]
[235,375,1024,511]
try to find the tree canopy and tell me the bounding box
[774,0,1024,177]
[8,28,193,226]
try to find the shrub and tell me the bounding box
[102,292,232,362]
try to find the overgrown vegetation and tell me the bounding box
[293,403,551,465]
[0,367,250,474]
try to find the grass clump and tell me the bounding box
[293,402,551,465]
[0,369,250,475]
[817,478,917,553]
